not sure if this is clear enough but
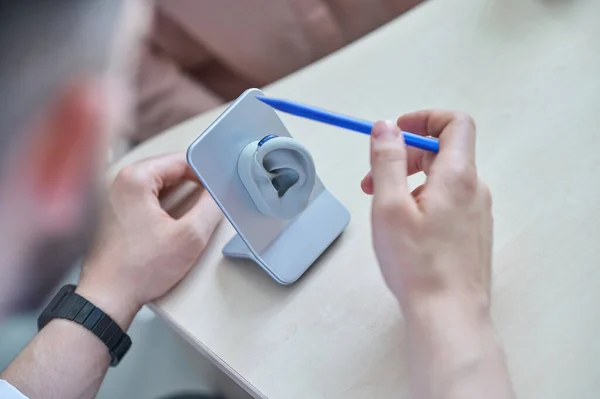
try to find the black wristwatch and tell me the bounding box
[38,284,132,367]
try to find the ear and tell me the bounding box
[24,81,106,233]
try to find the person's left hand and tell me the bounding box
[76,153,222,327]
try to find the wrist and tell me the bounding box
[402,290,491,329]
[402,291,500,367]
[75,281,140,331]
[400,292,513,398]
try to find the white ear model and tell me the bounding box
[237,135,316,220]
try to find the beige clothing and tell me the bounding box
[135,0,422,141]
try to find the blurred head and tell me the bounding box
[0,1,149,316]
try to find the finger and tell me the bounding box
[370,120,413,208]
[122,152,199,196]
[160,181,202,217]
[398,110,476,160]
[405,145,428,175]
[181,189,223,247]
[396,118,429,176]
[398,110,478,197]
[399,121,431,176]
[411,184,426,200]
[362,142,425,196]
[159,180,197,202]
[409,183,427,208]
[361,171,374,195]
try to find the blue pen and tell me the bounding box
[256,96,439,153]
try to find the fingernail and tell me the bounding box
[372,120,399,140]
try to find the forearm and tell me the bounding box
[404,294,515,399]
[1,284,139,399]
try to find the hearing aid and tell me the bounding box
[237,135,316,220]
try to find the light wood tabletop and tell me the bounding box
[112,0,600,397]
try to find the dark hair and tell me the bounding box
[0,1,121,164]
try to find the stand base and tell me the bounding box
[223,234,258,261]
[222,189,350,285]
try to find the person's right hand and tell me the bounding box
[361,111,493,318]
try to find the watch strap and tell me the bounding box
[38,284,131,366]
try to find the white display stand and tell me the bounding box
[187,88,350,284]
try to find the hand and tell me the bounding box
[363,113,514,399]
[362,112,493,318]
[77,153,222,327]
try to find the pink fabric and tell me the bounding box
[135,0,422,141]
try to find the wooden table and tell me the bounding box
[113,1,600,397]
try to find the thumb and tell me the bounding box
[370,121,410,205]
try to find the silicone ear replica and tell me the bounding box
[238,135,316,220]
